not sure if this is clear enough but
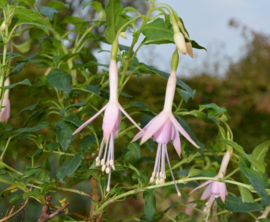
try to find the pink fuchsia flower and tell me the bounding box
[0,78,10,123]
[132,71,199,196]
[190,151,231,213]
[73,59,141,192]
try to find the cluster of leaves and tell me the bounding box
[0,0,270,222]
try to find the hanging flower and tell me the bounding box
[0,78,10,123]
[73,59,141,192]
[132,70,199,196]
[190,151,231,213]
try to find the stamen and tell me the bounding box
[155,145,162,185]
[161,144,166,183]
[165,148,181,197]
[151,144,161,183]
[101,135,110,166]
[106,172,111,192]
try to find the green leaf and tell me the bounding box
[18,98,52,115]
[0,0,7,8]
[83,1,103,12]
[57,151,82,182]
[1,79,31,89]
[143,189,156,222]
[199,103,226,118]
[123,101,148,109]
[145,139,155,153]
[175,115,204,151]
[216,196,263,212]
[48,1,70,9]
[13,39,31,53]
[248,157,265,174]
[123,142,141,164]
[80,135,96,151]
[59,102,86,117]
[176,88,195,103]
[55,115,78,152]
[213,126,226,152]
[15,122,51,133]
[221,139,246,155]
[15,9,45,25]
[38,6,59,20]
[252,140,270,163]
[239,186,255,203]
[141,18,174,43]
[104,0,129,43]
[47,69,72,96]
[86,85,100,95]
[240,166,269,207]
[188,39,207,51]
[37,159,51,182]
[259,219,270,222]
[188,169,201,177]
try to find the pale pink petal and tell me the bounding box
[112,111,121,138]
[102,102,120,141]
[201,184,212,200]
[169,114,200,148]
[72,103,108,135]
[172,126,181,156]
[131,113,162,143]
[140,112,168,144]
[210,181,220,195]
[218,182,227,202]
[153,119,174,144]
[189,180,212,195]
[0,98,10,123]
[118,104,142,132]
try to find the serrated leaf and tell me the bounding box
[141,18,174,43]
[199,103,226,118]
[57,151,82,182]
[47,69,72,95]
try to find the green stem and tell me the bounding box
[0,161,24,176]
[94,177,253,215]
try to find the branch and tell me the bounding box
[89,176,100,221]
[0,185,32,222]
[38,196,70,222]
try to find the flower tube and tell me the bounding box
[0,78,10,123]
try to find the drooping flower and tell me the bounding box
[190,151,231,213]
[0,78,10,123]
[132,70,199,196]
[73,59,141,192]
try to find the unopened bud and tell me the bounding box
[174,32,187,55]
[120,32,127,39]
[0,21,6,32]
[186,42,193,58]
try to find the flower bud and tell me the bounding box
[111,39,119,59]
[120,32,127,39]
[0,21,6,32]
[174,32,187,55]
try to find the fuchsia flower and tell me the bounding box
[0,78,10,123]
[132,71,200,196]
[73,59,141,192]
[190,151,231,213]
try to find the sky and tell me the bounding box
[95,0,270,77]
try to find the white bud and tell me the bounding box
[120,32,127,39]
[0,21,6,32]
[174,32,187,55]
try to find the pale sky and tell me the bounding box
[95,0,270,77]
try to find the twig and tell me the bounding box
[5,206,15,222]
[38,196,70,222]
[97,213,103,222]
[0,187,31,222]
[89,176,100,221]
